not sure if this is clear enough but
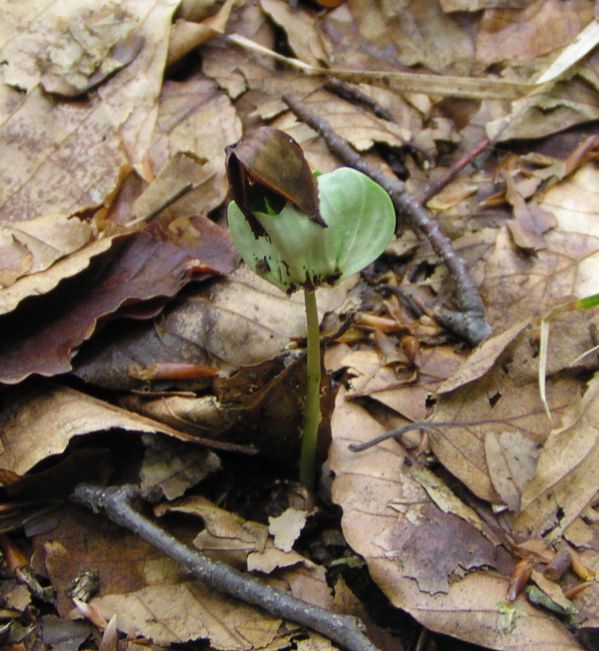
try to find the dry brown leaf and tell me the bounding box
[514,373,599,542]
[476,0,593,64]
[0,224,237,384]
[268,508,310,553]
[74,264,352,392]
[437,319,530,394]
[441,0,530,10]
[259,0,326,66]
[504,173,557,251]
[139,436,221,502]
[0,383,230,478]
[481,226,599,328]
[484,430,540,512]
[0,214,92,288]
[487,63,599,142]
[321,0,475,74]
[146,73,241,206]
[33,505,288,650]
[537,163,599,298]
[0,1,178,221]
[328,389,581,649]
[430,326,582,503]
[0,236,117,317]
[342,347,464,422]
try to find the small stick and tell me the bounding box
[72,484,380,651]
[349,419,507,453]
[282,94,491,345]
[418,137,491,205]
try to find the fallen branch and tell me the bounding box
[282,93,491,345]
[71,483,380,651]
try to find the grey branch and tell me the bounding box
[282,93,491,346]
[71,483,380,651]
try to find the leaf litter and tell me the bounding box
[0,1,598,650]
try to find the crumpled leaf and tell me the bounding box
[0,221,236,384]
[320,0,475,74]
[259,0,326,66]
[38,7,144,97]
[328,388,580,649]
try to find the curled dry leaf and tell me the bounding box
[259,0,327,66]
[0,383,237,479]
[0,236,117,317]
[0,214,92,289]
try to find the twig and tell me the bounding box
[71,484,380,651]
[418,137,491,205]
[349,419,506,453]
[282,94,490,345]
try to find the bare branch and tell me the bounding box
[72,483,380,651]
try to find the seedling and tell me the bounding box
[226,128,395,488]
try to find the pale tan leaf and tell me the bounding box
[484,430,540,511]
[0,0,179,222]
[268,508,310,553]
[0,214,92,288]
[259,0,326,66]
[537,163,599,298]
[437,319,530,394]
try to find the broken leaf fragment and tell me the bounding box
[228,166,396,293]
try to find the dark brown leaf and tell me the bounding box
[0,220,237,384]
[226,127,324,236]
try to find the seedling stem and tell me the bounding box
[299,288,322,489]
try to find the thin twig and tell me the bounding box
[349,419,510,453]
[282,94,491,345]
[72,484,380,651]
[418,137,491,205]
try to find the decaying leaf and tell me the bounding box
[329,388,580,649]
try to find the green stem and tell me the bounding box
[299,288,321,489]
